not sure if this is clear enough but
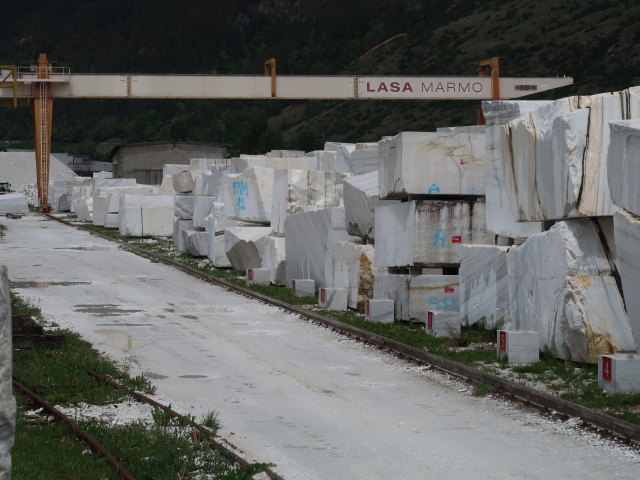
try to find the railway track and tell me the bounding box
[46,213,640,446]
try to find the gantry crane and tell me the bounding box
[0,54,572,212]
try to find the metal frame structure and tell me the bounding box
[0,54,573,212]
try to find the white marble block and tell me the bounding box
[458,245,510,328]
[105,213,119,228]
[93,171,113,179]
[508,219,636,363]
[0,265,15,475]
[174,217,193,251]
[99,186,157,213]
[409,275,459,321]
[365,299,394,323]
[224,226,272,272]
[193,196,217,229]
[350,148,378,175]
[0,192,29,214]
[183,230,210,257]
[221,166,274,224]
[378,131,485,198]
[284,207,360,290]
[332,242,376,310]
[50,181,70,212]
[92,196,108,226]
[159,175,177,195]
[613,209,640,352]
[210,165,240,199]
[598,353,640,393]
[174,195,196,219]
[497,330,540,363]
[314,150,337,171]
[271,169,346,236]
[190,158,220,170]
[172,170,194,193]
[256,235,286,285]
[208,233,231,268]
[267,150,305,158]
[343,171,398,243]
[483,100,552,237]
[76,197,93,221]
[292,279,315,297]
[246,268,271,285]
[91,178,136,195]
[425,311,464,337]
[230,156,317,171]
[373,273,412,320]
[319,288,348,310]
[608,120,640,217]
[375,199,493,267]
[118,195,173,237]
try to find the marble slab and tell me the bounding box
[373,273,412,321]
[92,196,108,226]
[209,165,240,199]
[91,178,136,196]
[221,167,274,224]
[284,207,360,290]
[613,209,640,353]
[192,196,217,229]
[351,148,378,175]
[408,275,459,321]
[0,192,29,215]
[271,169,346,236]
[458,244,511,328]
[608,120,640,217]
[365,299,394,323]
[173,217,193,251]
[118,195,173,237]
[105,213,119,228]
[76,197,93,221]
[230,156,317,171]
[224,226,273,272]
[318,288,348,311]
[508,219,636,363]
[378,131,485,198]
[174,195,196,219]
[375,199,493,267]
[183,230,210,257]
[0,265,15,474]
[256,235,287,285]
[332,242,376,310]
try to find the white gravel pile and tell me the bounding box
[0,152,76,204]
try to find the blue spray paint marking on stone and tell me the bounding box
[433,229,446,247]
[232,181,249,211]
[428,183,441,194]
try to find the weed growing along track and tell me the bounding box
[11,292,274,479]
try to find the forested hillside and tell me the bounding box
[0,0,638,156]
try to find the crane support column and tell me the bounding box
[32,53,53,212]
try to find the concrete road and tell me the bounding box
[2,215,639,479]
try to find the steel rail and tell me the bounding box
[12,376,138,480]
[47,214,640,444]
[85,369,285,480]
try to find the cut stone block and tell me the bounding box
[482,100,550,237]
[285,207,360,290]
[608,120,640,217]
[205,225,231,268]
[0,192,29,214]
[193,196,217,229]
[50,181,70,212]
[598,353,640,393]
[92,196,108,226]
[375,199,493,267]
[190,158,221,170]
[458,245,511,328]
[230,156,316,171]
[318,288,348,310]
[271,169,346,236]
[184,230,210,257]
[0,265,15,476]
[378,131,485,198]
[174,195,196,219]
[373,273,412,321]
[105,213,119,228]
[292,279,315,297]
[91,178,136,196]
[409,275,459,321]
[497,330,540,363]
[314,150,337,171]
[344,171,399,243]
[210,165,240,199]
[246,268,271,285]
[174,217,193,251]
[425,311,464,337]
[508,219,636,363]
[256,235,286,285]
[365,299,394,323]
[333,242,376,310]
[224,227,272,272]
[172,170,194,193]
[613,209,640,352]
[159,175,177,195]
[76,197,93,221]
[93,171,113,179]
[221,166,274,224]
[98,186,157,213]
[118,195,173,237]
[350,148,378,175]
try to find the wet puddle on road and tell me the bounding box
[73,304,143,317]
[53,245,114,251]
[11,281,92,288]
[95,329,151,350]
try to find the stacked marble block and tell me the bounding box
[608,120,640,355]
[371,130,491,326]
[0,266,15,476]
[92,185,157,228]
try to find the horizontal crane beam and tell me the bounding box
[0,74,572,100]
